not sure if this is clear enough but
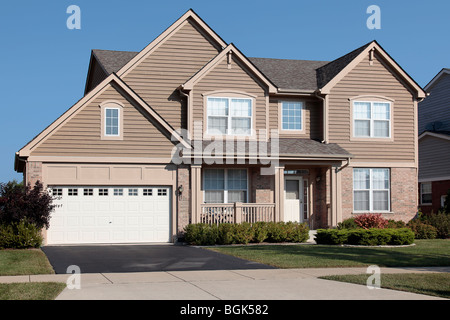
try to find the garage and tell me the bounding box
[46,186,171,245]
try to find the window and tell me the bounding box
[68,189,78,196]
[143,189,153,196]
[203,169,248,203]
[207,97,252,135]
[353,168,390,212]
[158,189,167,196]
[353,101,391,138]
[420,182,432,205]
[52,188,63,196]
[128,188,138,196]
[99,189,108,196]
[281,101,303,131]
[83,188,93,196]
[114,188,123,196]
[105,108,120,136]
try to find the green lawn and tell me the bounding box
[0,249,64,300]
[208,239,450,268]
[0,249,55,276]
[0,282,66,300]
[321,273,450,299]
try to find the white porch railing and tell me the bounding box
[200,202,275,225]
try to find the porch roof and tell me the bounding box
[189,138,352,160]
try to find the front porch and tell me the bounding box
[189,163,347,229]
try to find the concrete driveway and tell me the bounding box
[41,244,275,274]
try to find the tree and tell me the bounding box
[0,180,54,229]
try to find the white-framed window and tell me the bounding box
[203,168,248,203]
[353,168,390,212]
[105,108,120,137]
[99,189,108,196]
[441,195,447,207]
[420,182,432,205]
[52,188,63,196]
[353,101,391,138]
[207,97,252,135]
[143,189,153,196]
[281,101,303,131]
[158,189,168,196]
[83,188,93,196]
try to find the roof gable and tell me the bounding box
[181,44,277,93]
[424,68,450,92]
[18,73,190,158]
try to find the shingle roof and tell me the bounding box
[92,49,138,74]
[248,58,329,91]
[191,138,352,158]
[90,41,375,92]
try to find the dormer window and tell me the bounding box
[100,101,124,140]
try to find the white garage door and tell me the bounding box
[47,186,171,244]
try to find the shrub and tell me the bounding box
[0,180,54,230]
[184,221,309,245]
[421,212,450,239]
[266,222,288,242]
[251,222,269,243]
[184,223,218,245]
[315,229,348,245]
[337,218,358,230]
[284,222,309,243]
[386,219,406,229]
[315,228,414,246]
[407,219,437,239]
[232,222,254,244]
[0,219,43,249]
[354,213,388,230]
[217,223,235,245]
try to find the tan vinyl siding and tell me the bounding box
[192,55,267,138]
[418,136,450,180]
[269,97,323,140]
[419,74,450,134]
[328,53,416,162]
[31,84,176,158]
[123,19,221,131]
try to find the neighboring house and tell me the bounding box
[418,68,450,214]
[14,10,426,245]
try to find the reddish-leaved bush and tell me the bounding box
[354,213,388,230]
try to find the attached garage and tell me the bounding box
[47,186,172,244]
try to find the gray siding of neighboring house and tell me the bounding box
[418,135,450,180]
[419,73,450,134]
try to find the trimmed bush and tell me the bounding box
[184,221,309,245]
[0,219,43,249]
[315,228,414,246]
[252,222,269,243]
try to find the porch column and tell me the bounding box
[190,164,202,224]
[330,165,343,227]
[274,166,285,222]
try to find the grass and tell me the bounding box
[321,273,450,299]
[0,249,55,276]
[0,282,66,300]
[208,239,450,268]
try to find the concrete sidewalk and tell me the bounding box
[1,267,448,300]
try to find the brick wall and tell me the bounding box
[341,166,418,223]
[25,161,42,187]
[419,180,450,214]
[177,165,190,237]
[250,167,274,203]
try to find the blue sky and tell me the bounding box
[0,0,449,182]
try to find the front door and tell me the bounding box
[284,177,303,222]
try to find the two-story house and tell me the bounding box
[14,10,426,245]
[418,68,450,214]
